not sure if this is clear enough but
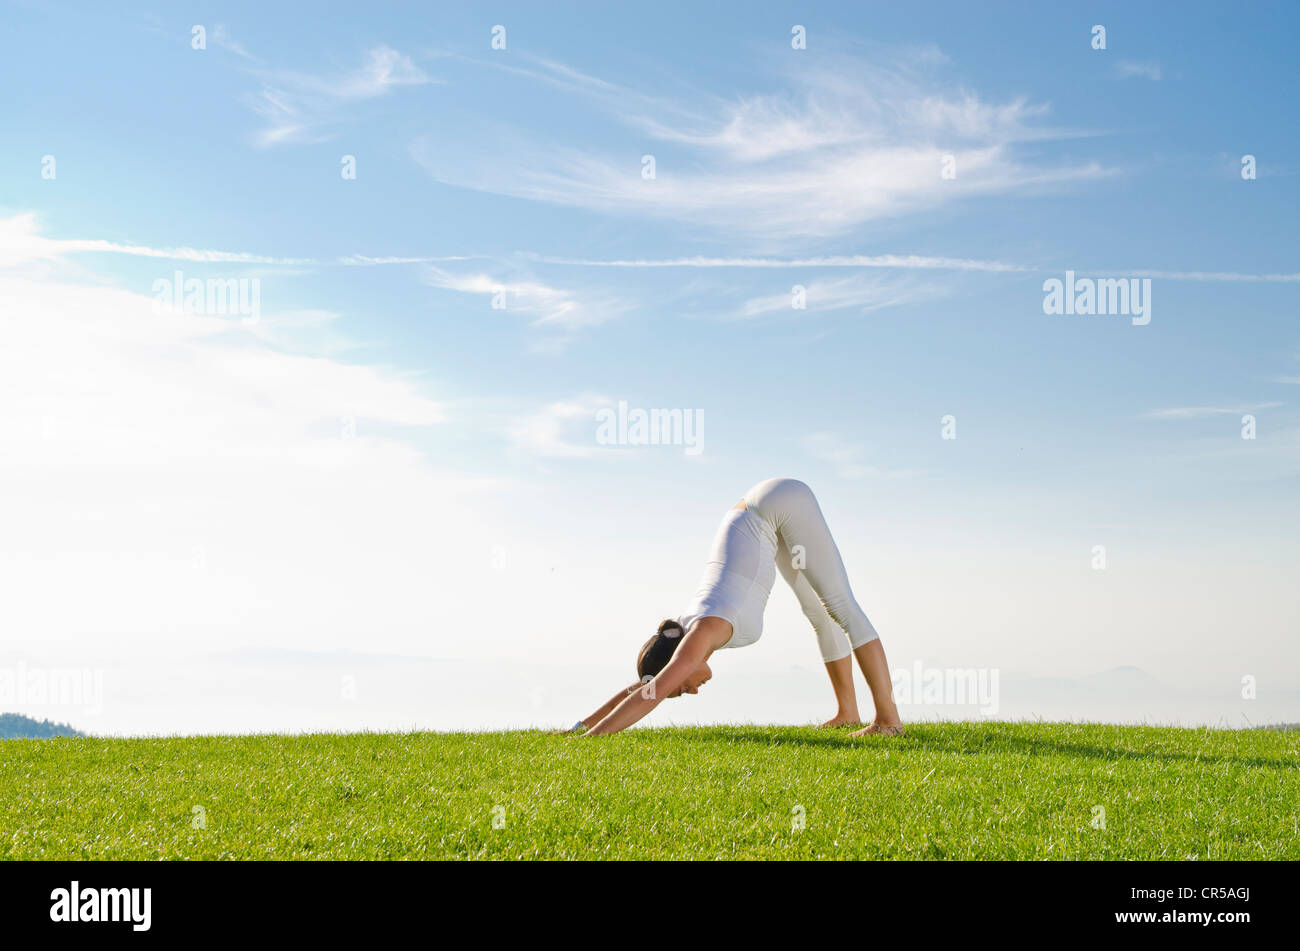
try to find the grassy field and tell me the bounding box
[1,722,1296,860]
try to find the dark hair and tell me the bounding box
[637,619,685,680]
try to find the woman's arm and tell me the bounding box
[584,621,728,736]
[582,655,694,736]
[563,682,643,732]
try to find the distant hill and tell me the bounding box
[0,713,86,739]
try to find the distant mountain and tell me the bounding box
[1080,665,1161,687]
[0,713,85,739]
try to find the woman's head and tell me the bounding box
[637,619,712,697]
[637,619,684,680]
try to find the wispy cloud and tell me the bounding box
[337,254,475,266]
[243,45,435,146]
[1,237,450,466]
[0,235,545,673]
[210,25,255,61]
[1144,402,1282,420]
[422,267,626,331]
[413,51,1109,235]
[245,309,376,356]
[1115,60,1162,81]
[505,393,611,458]
[1129,269,1300,283]
[0,212,314,267]
[533,253,1025,272]
[737,273,944,319]
[9,215,1296,289]
[0,213,465,270]
[805,432,921,479]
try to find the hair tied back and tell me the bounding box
[658,619,685,639]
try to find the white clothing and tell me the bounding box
[678,478,879,662]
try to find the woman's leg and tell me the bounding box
[751,479,879,648]
[775,534,860,726]
[849,640,901,734]
[750,478,901,730]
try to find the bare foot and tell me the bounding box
[848,720,904,737]
[819,714,862,728]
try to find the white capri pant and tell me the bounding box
[678,477,879,662]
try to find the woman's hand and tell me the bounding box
[585,618,732,736]
[554,681,645,737]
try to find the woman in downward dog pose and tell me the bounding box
[569,478,902,738]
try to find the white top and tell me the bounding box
[677,508,777,649]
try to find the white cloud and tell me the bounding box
[0,217,537,666]
[211,25,254,61]
[1144,402,1282,419]
[501,392,695,459]
[533,252,1025,272]
[0,213,471,270]
[422,266,625,331]
[337,254,475,266]
[12,214,1295,290]
[804,432,921,479]
[334,46,431,99]
[243,45,434,146]
[1116,60,1163,81]
[737,273,944,319]
[1130,269,1300,283]
[505,393,611,458]
[0,212,312,267]
[0,217,721,736]
[412,52,1109,235]
[244,308,373,355]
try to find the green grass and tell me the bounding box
[2,722,1296,859]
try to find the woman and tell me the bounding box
[566,477,902,738]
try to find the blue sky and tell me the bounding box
[1,2,1297,734]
